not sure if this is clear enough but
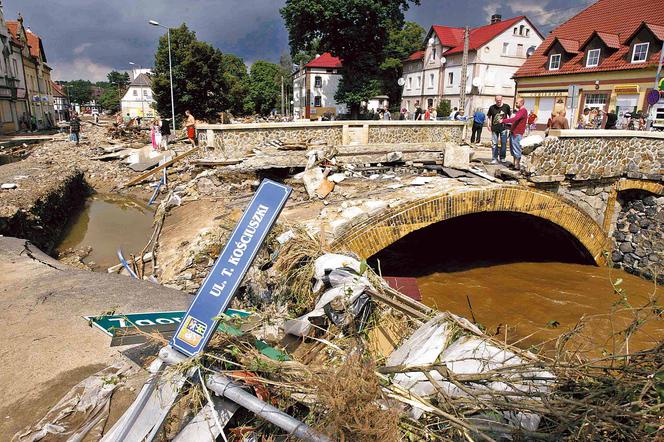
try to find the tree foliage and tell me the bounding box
[99,87,121,113]
[281,0,420,116]
[381,21,425,110]
[107,71,130,90]
[65,80,93,104]
[244,60,282,116]
[220,53,249,116]
[152,24,227,124]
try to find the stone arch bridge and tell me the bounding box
[330,130,664,279]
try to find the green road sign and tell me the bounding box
[84,309,251,337]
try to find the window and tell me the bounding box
[431,48,436,63]
[448,72,454,85]
[584,93,607,109]
[519,25,525,35]
[586,48,600,67]
[408,77,412,89]
[513,27,517,35]
[549,54,561,70]
[314,96,322,107]
[632,42,649,63]
[517,44,524,57]
[132,89,138,96]
[416,75,421,88]
[314,76,322,88]
[12,60,18,77]
[526,29,530,37]
[502,42,509,55]
[143,89,149,96]
[428,73,434,88]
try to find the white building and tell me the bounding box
[120,73,156,119]
[293,53,347,120]
[401,15,544,115]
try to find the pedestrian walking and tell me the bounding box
[136,115,142,127]
[185,110,197,146]
[471,108,485,144]
[487,95,511,164]
[94,113,99,124]
[502,97,528,171]
[69,113,81,145]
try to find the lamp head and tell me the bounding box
[149,20,160,26]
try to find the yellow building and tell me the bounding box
[513,0,663,129]
[8,16,55,129]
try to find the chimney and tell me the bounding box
[491,14,502,24]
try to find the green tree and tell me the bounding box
[152,24,226,124]
[244,60,282,116]
[381,21,425,110]
[281,0,420,117]
[220,53,249,116]
[107,70,130,90]
[437,99,451,117]
[99,87,121,113]
[65,79,93,104]
[291,38,320,67]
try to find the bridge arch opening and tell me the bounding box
[368,211,596,276]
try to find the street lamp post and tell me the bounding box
[149,20,177,130]
[129,62,145,119]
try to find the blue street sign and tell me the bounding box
[171,179,291,356]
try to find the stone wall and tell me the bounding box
[197,121,463,159]
[556,182,614,226]
[525,130,664,180]
[611,190,664,282]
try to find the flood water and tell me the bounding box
[371,212,663,356]
[56,194,155,270]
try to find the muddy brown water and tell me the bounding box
[371,211,663,356]
[56,194,155,270]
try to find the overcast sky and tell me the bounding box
[3,0,591,82]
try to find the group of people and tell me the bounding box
[469,95,529,169]
[571,107,645,131]
[72,109,198,148]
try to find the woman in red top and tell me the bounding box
[502,97,528,170]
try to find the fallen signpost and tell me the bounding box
[101,179,330,441]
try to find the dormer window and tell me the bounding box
[586,48,600,67]
[549,54,561,70]
[632,42,649,63]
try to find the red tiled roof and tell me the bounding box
[7,21,19,40]
[51,81,66,97]
[305,52,342,69]
[431,25,465,48]
[405,50,425,62]
[443,16,530,55]
[26,31,43,59]
[514,0,664,78]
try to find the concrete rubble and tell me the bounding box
[1,117,662,441]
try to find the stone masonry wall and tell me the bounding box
[367,125,462,144]
[198,121,463,159]
[611,190,664,282]
[556,182,614,226]
[525,134,664,180]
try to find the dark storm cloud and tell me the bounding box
[4,0,590,81]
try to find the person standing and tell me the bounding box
[414,100,423,120]
[424,107,431,121]
[471,108,485,144]
[185,110,197,146]
[151,117,162,150]
[160,118,171,149]
[605,109,618,129]
[123,113,131,124]
[383,105,391,120]
[449,107,457,119]
[487,95,511,164]
[501,97,527,170]
[69,113,81,145]
[578,108,590,129]
[551,109,570,129]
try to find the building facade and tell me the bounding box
[293,53,347,120]
[51,81,69,122]
[401,15,543,115]
[514,0,664,129]
[7,16,55,130]
[120,73,157,119]
[0,5,26,133]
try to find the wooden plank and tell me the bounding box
[121,146,199,188]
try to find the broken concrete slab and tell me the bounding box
[0,237,191,437]
[443,143,471,170]
[528,174,566,183]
